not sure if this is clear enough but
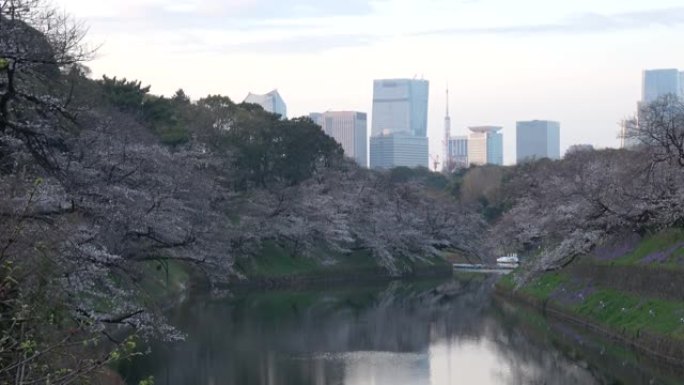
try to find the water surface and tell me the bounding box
[121,275,682,385]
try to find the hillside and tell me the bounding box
[498,230,684,364]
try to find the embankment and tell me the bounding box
[228,242,453,289]
[497,229,684,366]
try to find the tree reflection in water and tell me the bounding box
[120,276,673,385]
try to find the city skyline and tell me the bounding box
[56,0,684,164]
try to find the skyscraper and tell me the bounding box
[447,136,468,169]
[309,111,368,167]
[370,79,429,169]
[243,89,287,118]
[371,79,429,137]
[642,69,682,103]
[624,68,684,149]
[467,126,503,166]
[370,134,429,169]
[516,120,561,163]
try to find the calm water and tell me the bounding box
[121,275,683,385]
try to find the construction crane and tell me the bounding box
[430,154,440,172]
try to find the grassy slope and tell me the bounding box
[598,229,684,268]
[234,241,450,280]
[505,229,684,341]
[495,292,684,385]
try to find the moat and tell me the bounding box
[119,275,683,385]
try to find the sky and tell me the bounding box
[56,0,684,165]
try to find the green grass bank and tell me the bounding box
[229,242,453,288]
[497,228,684,365]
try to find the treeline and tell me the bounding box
[0,1,484,382]
[443,97,684,282]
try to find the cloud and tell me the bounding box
[152,32,376,55]
[216,34,375,54]
[85,0,377,24]
[80,0,384,54]
[80,0,382,39]
[232,0,377,18]
[81,2,684,57]
[413,6,684,36]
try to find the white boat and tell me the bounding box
[496,254,519,267]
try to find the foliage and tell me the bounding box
[141,95,190,146]
[196,94,235,131]
[226,112,344,187]
[459,165,506,205]
[625,94,684,167]
[98,75,150,113]
[490,143,684,282]
[388,166,449,190]
[0,0,92,170]
[0,1,490,381]
[0,180,149,384]
[96,77,191,145]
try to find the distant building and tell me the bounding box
[309,111,368,167]
[243,89,287,118]
[369,133,429,169]
[620,119,638,149]
[624,68,684,149]
[369,78,430,169]
[371,79,429,137]
[467,126,503,166]
[309,112,324,127]
[516,120,561,163]
[447,136,468,170]
[487,131,504,166]
[642,69,682,103]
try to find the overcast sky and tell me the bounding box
[57,0,684,165]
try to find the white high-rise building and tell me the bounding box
[243,89,287,118]
[467,126,503,166]
[309,111,368,167]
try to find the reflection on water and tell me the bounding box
[120,275,678,385]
